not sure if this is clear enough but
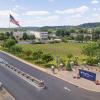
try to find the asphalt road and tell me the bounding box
[0,52,100,100]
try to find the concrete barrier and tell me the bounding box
[0,58,46,89]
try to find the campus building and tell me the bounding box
[29,31,48,40]
[13,31,23,40]
[13,31,48,40]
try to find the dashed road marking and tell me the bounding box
[64,87,71,92]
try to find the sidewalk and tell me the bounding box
[0,88,15,100]
[46,68,100,92]
[1,50,100,92]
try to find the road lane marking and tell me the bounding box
[64,87,71,92]
[0,58,46,89]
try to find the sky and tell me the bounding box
[0,0,100,27]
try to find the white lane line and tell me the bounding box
[0,58,46,89]
[64,87,71,92]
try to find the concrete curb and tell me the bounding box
[4,88,15,100]
[0,50,100,93]
[0,88,15,100]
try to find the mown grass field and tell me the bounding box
[18,42,86,61]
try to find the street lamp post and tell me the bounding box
[70,61,74,70]
[98,62,100,72]
[56,56,60,71]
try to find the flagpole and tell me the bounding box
[9,11,10,29]
[9,18,10,29]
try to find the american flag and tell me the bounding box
[10,14,20,27]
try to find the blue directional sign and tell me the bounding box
[79,69,96,81]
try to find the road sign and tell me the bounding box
[79,69,96,81]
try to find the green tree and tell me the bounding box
[62,36,68,43]
[74,57,78,66]
[92,29,100,41]
[78,28,87,33]
[4,39,16,49]
[33,50,43,61]
[56,29,65,37]
[84,35,91,42]
[75,34,84,42]
[28,35,36,40]
[48,30,52,34]
[23,33,28,40]
[69,28,76,33]
[0,33,4,41]
[65,30,70,36]
[82,42,98,57]
[10,45,22,53]
[4,32,10,40]
[24,49,32,57]
[10,31,17,43]
[95,29,100,34]
[67,53,73,60]
[86,57,95,66]
[42,54,54,63]
[92,33,99,41]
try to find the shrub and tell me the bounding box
[86,57,97,66]
[24,49,32,57]
[3,39,16,49]
[66,60,72,71]
[34,60,44,64]
[59,58,66,66]
[62,36,70,43]
[42,54,54,63]
[48,40,61,44]
[73,57,78,66]
[34,42,43,44]
[33,50,43,60]
[44,63,55,68]
[10,45,22,53]
[62,39,68,43]
[67,53,73,59]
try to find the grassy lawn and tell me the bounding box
[18,42,85,61]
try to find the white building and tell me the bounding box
[28,31,48,40]
[13,31,23,40]
[13,31,48,40]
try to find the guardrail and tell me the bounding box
[0,58,46,89]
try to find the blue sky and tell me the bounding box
[0,0,100,27]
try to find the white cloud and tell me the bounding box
[15,5,20,8]
[48,0,55,2]
[93,8,100,12]
[11,0,16,2]
[0,10,18,17]
[25,11,50,16]
[22,15,60,26]
[70,14,82,18]
[91,0,99,4]
[12,5,25,12]
[55,6,89,15]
